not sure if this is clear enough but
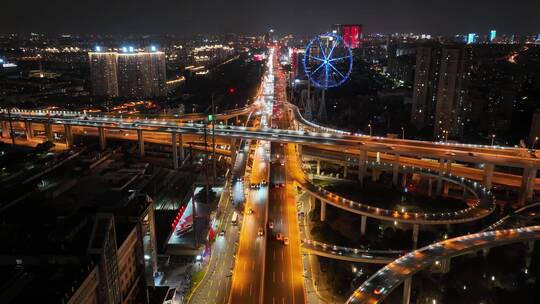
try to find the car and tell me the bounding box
[258,228,264,236]
[268,221,274,230]
[283,237,289,245]
[275,233,282,241]
[247,208,254,215]
[219,230,225,236]
[261,179,267,186]
[373,286,386,295]
[250,183,260,189]
[280,161,285,166]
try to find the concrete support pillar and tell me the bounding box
[483,163,494,190]
[412,224,419,249]
[320,200,326,222]
[171,132,178,170]
[463,186,467,199]
[64,125,73,147]
[436,159,445,195]
[443,181,450,195]
[98,127,106,151]
[358,150,367,186]
[402,278,412,304]
[45,123,53,142]
[372,169,380,182]
[316,160,321,175]
[428,178,433,197]
[446,160,452,175]
[519,167,537,205]
[482,248,490,257]
[25,121,33,140]
[178,133,185,161]
[360,215,367,236]
[1,121,8,138]
[343,164,348,179]
[393,154,400,186]
[309,195,315,209]
[527,168,537,202]
[401,173,407,188]
[137,129,145,157]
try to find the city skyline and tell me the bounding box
[1,4,540,304]
[2,0,540,36]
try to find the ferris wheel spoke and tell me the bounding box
[329,56,350,62]
[311,63,325,75]
[328,62,345,79]
[308,55,325,62]
[327,40,337,60]
[317,38,327,59]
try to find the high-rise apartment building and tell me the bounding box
[118,51,166,98]
[89,52,119,97]
[434,46,472,137]
[411,43,471,138]
[411,45,442,131]
[89,47,166,99]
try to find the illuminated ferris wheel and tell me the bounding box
[303,33,353,89]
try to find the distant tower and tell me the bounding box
[489,30,497,42]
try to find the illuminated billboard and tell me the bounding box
[340,24,363,49]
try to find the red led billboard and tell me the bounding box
[342,25,362,49]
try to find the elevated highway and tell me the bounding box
[1,106,538,203]
[346,226,540,304]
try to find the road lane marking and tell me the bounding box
[282,271,284,282]
[252,260,255,271]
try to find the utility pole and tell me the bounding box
[203,124,210,205]
[189,143,198,248]
[211,94,217,183]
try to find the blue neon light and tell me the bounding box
[95,46,101,52]
[467,33,476,44]
[490,30,497,42]
[150,45,157,52]
[122,46,128,52]
[303,33,353,89]
[128,46,134,52]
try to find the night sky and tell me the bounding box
[2,0,540,36]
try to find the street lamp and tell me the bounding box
[401,127,405,140]
[368,124,372,137]
[491,134,496,146]
[532,136,539,150]
[442,130,449,141]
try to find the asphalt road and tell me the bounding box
[263,53,305,304]
[228,140,269,304]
